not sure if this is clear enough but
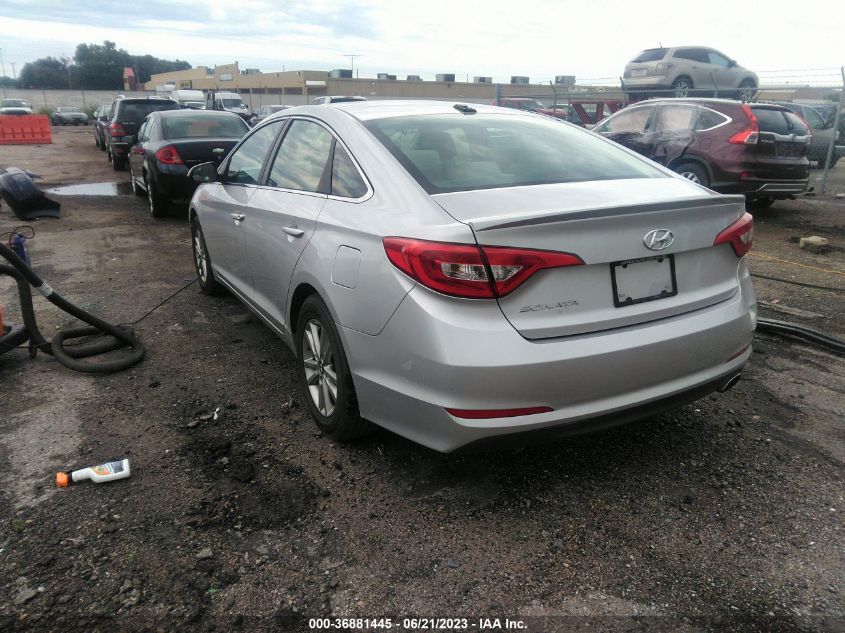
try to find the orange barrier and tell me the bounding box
[0,115,53,145]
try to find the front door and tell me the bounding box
[200,120,285,295]
[246,119,335,330]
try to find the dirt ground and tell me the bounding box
[0,127,843,632]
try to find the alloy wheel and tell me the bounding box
[301,318,337,417]
[680,171,700,184]
[193,231,208,284]
[673,79,691,98]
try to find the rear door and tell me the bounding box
[750,106,810,178]
[648,104,698,165]
[245,118,334,330]
[200,120,285,295]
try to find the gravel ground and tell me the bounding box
[0,127,843,633]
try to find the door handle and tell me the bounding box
[282,226,305,238]
[230,213,246,222]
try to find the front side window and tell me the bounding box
[367,113,663,194]
[224,120,283,184]
[267,120,333,193]
[595,106,652,135]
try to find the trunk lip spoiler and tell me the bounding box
[440,194,747,233]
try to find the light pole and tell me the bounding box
[344,54,361,79]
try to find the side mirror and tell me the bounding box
[189,162,219,184]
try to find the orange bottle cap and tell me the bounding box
[56,472,70,487]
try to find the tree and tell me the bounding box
[0,76,17,88]
[18,57,70,89]
[72,41,191,89]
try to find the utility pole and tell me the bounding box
[344,54,361,78]
[0,48,7,97]
[819,65,845,195]
[11,62,16,80]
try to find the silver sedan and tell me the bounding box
[187,100,756,452]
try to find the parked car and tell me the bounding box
[622,47,758,100]
[92,105,112,150]
[492,97,570,121]
[593,98,810,207]
[767,101,841,167]
[250,104,290,126]
[0,99,33,115]
[128,110,248,217]
[103,96,180,170]
[310,95,367,105]
[205,91,250,121]
[186,100,756,452]
[51,106,88,126]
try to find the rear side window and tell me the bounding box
[225,120,283,184]
[632,49,667,63]
[783,112,809,135]
[366,113,663,194]
[695,108,730,131]
[267,120,334,193]
[331,145,368,198]
[674,48,708,63]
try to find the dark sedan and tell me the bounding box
[128,110,249,217]
[52,107,89,126]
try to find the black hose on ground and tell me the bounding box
[0,241,145,373]
[757,317,845,355]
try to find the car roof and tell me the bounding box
[625,98,789,110]
[325,99,523,121]
[154,109,241,118]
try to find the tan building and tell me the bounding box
[145,61,614,105]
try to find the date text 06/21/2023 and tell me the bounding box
[308,617,528,630]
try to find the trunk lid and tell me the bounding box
[433,178,746,339]
[169,138,240,167]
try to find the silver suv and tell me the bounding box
[623,47,758,100]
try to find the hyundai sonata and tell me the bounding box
[187,100,756,452]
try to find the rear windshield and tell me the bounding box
[2,100,27,107]
[752,107,809,135]
[119,101,179,122]
[162,114,247,139]
[365,113,663,194]
[632,48,667,63]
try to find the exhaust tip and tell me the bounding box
[718,374,742,393]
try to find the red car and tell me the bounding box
[593,98,810,208]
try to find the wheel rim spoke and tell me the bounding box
[302,317,336,417]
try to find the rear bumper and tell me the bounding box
[342,261,757,452]
[621,77,670,89]
[715,177,809,197]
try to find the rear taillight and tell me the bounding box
[155,145,184,165]
[109,122,126,137]
[729,104,759,145]
[383,237,583,299]
[714,212,754,257]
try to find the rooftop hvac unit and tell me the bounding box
[510,76,530,84]
[242,68,261,75]
[474,76,492,83]
[554,75,576,86]
[406,75,422,81]
[377,73,397,80]
[436,74,456,82]
[329,68,353,78]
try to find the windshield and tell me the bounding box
[163,114,248,139]
[365,113,663,194]
[632,48,668,63]
[2,100,27,107]
[222,99,244,108]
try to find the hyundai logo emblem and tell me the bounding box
[643,229,674,251]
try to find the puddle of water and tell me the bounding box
[46,182,134,196]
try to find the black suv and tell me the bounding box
[103,97,180,170]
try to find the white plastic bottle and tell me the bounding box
[56,458,131,487]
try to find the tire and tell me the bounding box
[671,76,693,98]
[145,174,168,218]
[94,134,100,148]
[296,295,370,441]
[674,162,710,187]
[748,197,775,210]
[737,80,756,101]
[109,148,126,171]
[190,216,222,295]
[129,164,145,196]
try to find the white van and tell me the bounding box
[170,89,206,109]
[205,91,250,120]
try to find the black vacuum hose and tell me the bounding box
[757,318,845,355]
[0,241,145,373]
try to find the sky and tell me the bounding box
[0,0,842,86]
